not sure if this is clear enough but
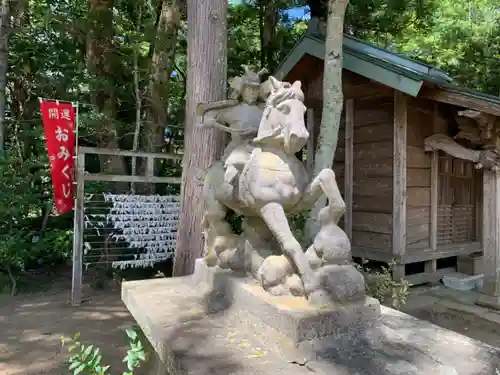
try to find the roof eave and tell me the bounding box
[274,35,423,97]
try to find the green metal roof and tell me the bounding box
[274,33,500,108]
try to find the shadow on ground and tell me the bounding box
[0,285,134,375]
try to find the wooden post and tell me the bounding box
[392,91,407,280]
[430,152,439,251]
[344,99,354,240]
[146,156,155,177]
[306,109,314,175]
[71,150,85,306]
[477,170,500,308]
[426,105,440,274]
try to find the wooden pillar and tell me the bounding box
[426,104,440,275]
[71,150,85,306]
[477,170,500,308]
[392,91,407,280]
[425,151,439,276]
[344,99,354,240]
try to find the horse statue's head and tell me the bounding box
[254,76,309,154]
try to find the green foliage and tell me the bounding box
[0,152,73,294]
[392,0,500,95]
[0,154,47,291]
[356,260,410,310]
[30,229,73,265]
[288,210,309,245]
[61,327,147,375]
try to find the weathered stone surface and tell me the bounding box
[191,259,380,343]
[122,263,500,375]
[311,264,366,303]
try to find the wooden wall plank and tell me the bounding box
[354,123,393,144]
[349,95,394,251]
[353,159,393,177]
[407,187,431,206]
[407,207,430,225]
[352,195,393,214]
[353,141,393,160]
[354,107,393,127]
[352,231,392,249]
[353,177,392,196]
[407,168,431,187]
[407,146,431,168]
[352,212,393,234]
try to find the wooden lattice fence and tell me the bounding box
[72,147,182,306]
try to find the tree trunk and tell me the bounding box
[142,0,181,153]
[262,2,278,70]
[0,0,10,155]
[173,0,226,276]
[130,4,142,192]
[86,0,127,190]
[139,0,181,193]
[306,0,349,240]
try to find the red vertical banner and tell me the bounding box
[40,100,76,215]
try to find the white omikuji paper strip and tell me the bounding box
[84,193,180,270]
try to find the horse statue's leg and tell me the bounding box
[298,168,346,224]
[202,162,230,266]
[259,202,315,295]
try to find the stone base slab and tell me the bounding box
[122,262,500,375]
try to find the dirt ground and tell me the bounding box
[3,282,500,375]
[0,284,135,375]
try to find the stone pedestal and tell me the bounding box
[190,259,380,344]
[122,259,500,375]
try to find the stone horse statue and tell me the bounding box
[202,75,365,302]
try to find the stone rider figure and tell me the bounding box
[197,65,269,185]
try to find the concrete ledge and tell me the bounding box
[477,293,500,310]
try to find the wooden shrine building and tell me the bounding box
[274,31,500,305]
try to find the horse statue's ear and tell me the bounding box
[269,76,281,92]
[292,80,302,90]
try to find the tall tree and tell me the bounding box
[173,0,227,276]
[86,0,127,183]
[306,0,349,239]
[141,0,182,157]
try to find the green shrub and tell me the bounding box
[62,327,147,375]
[0,154,73,294]
[356,260,410,309]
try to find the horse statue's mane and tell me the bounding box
[265,80,304,108]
